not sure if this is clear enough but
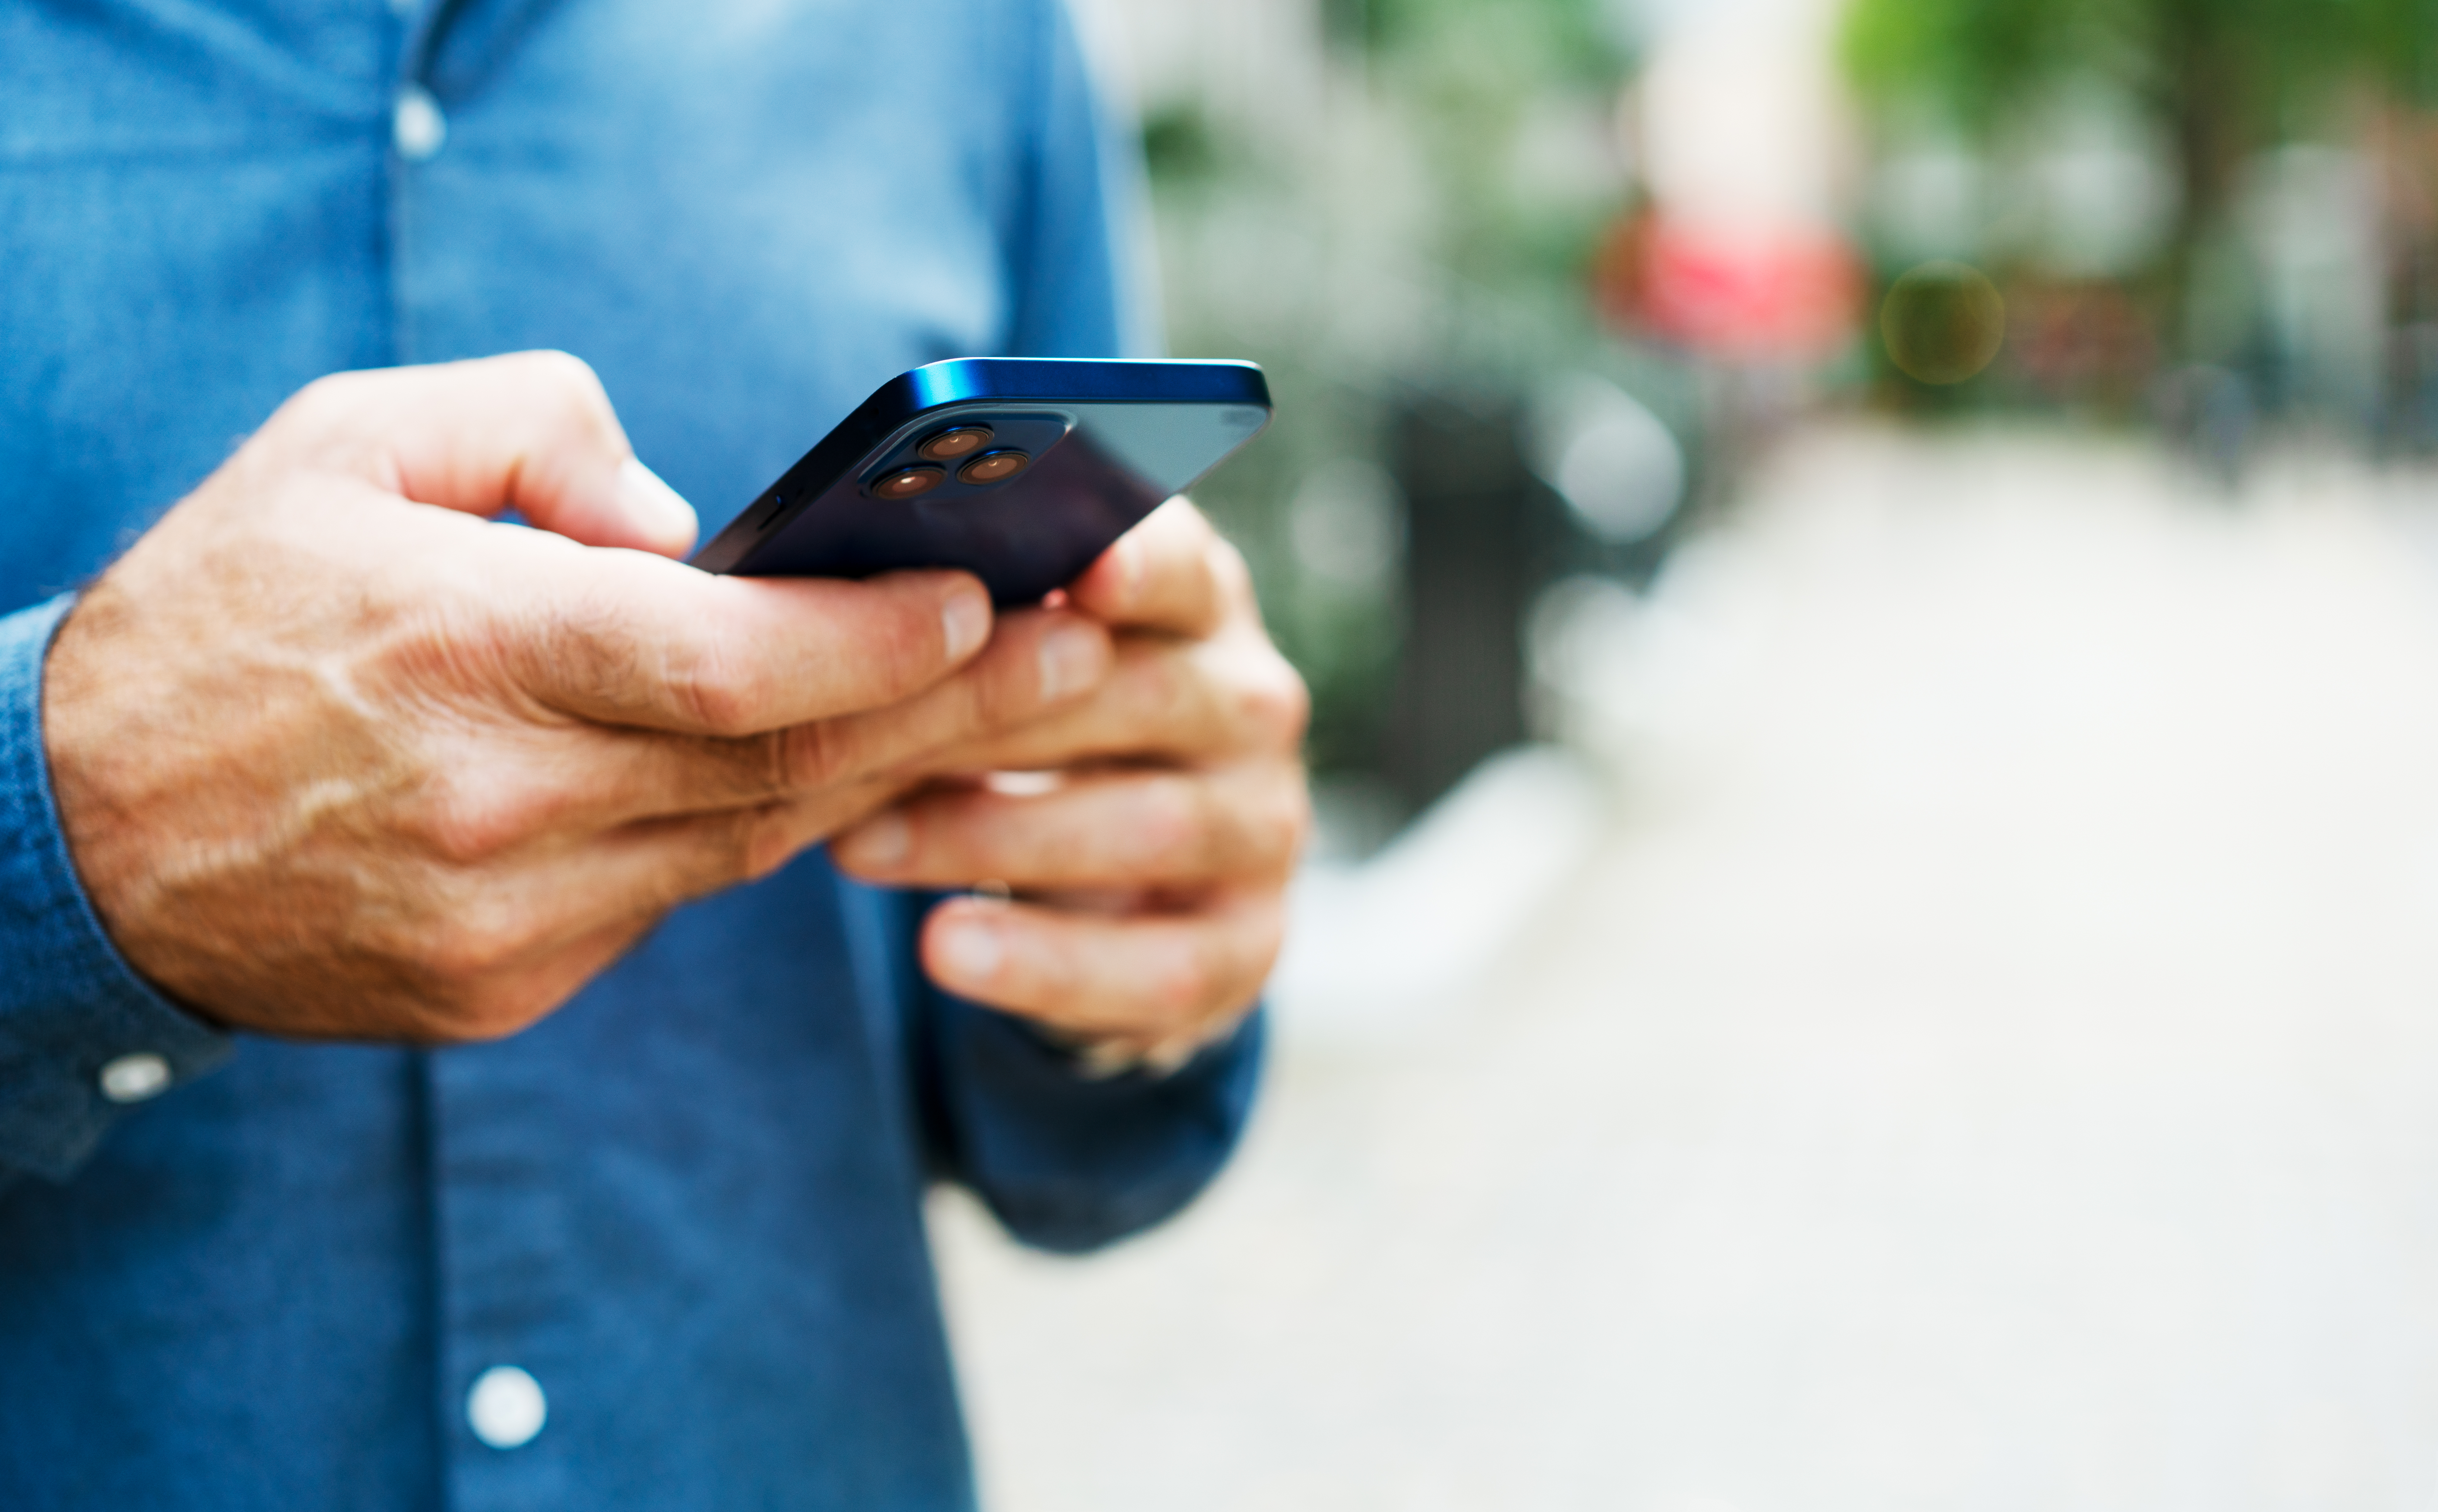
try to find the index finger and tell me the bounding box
[271,351,700,558]
[494,536,995,736]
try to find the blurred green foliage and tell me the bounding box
[1139,104,1222,184]
[1328,0,1621,81]
[1843,0,2438,225]
[1343,0,1631,289]
[1844,0,2438,122]
[1841,0,2438,417]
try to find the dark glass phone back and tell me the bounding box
[693,358,1272,604]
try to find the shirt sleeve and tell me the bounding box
[0,594,232,1184]
[916,978,1266,1254]
[837,876,1263,1254]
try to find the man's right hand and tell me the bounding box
[42,353,1113,1045]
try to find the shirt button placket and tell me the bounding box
[429,1042,575,1506]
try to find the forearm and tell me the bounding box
[0,594,230,1183]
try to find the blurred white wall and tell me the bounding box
[1631,0,1852,235]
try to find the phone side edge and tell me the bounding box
[907,357,1271,409]
[693,359,1273,575]
[690,368,942,574]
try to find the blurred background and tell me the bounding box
[932,0,2438,1505]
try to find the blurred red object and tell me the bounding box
[2007,277,2158,404]
[1595,207,1862,363]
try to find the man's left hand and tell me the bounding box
[831,500,1310,1071]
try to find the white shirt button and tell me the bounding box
[466,1365,547,1449]
[97,1053,171,1104]
[392,86,447,163]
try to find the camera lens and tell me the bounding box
[956,450,1030,486]
[873,466,945,500]
[918,426,994,462]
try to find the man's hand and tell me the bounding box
[831,500,1310,1070]
[44,353,1113,1044]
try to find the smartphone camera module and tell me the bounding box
[956,450,1030,486]
[873,466,945,500]
[917,426,994,462]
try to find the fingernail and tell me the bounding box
[937,915,1005,986]
[1143,1036,1203,1077]
[838,811,910,870]
[1037,623,1104,702]
[941,587,991,662]
[617,457,699,554]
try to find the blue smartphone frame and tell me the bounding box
[693,357,1274,604]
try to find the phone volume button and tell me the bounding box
[754,494,787,529]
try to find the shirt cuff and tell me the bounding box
[1020,1011,1258,1081]
[0,594,232,1182]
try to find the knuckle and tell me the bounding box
[1133,775,1205,865]
[819,587,949,717]
[411,902,534,994]
[1129,643,1194,729]
[875,599,951,694]
[526,588,640,703]
[1236,654,1311,749]
[398,602,519,699]
[927,657,1001,747]
[285,368,361,418]
[516,348,609,407]
[671,640,774,737]
[717,806,788,884]
[1255,774,1314,872]
[753,727,807,795]
[500,351,622,458]
[1148,943,1214,1020]
[1207,533,1249,585]
[266,371,372,447]
[792,720,868,790]
[407,770,545,865]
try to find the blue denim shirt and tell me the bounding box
[0,2,1262,1506]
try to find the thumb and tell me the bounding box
[280,350,701,557]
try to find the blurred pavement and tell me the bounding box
[933,423,2438,1511]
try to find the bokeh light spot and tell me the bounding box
[1881,261,2006,385]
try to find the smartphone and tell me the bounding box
[692,357,1273,604]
